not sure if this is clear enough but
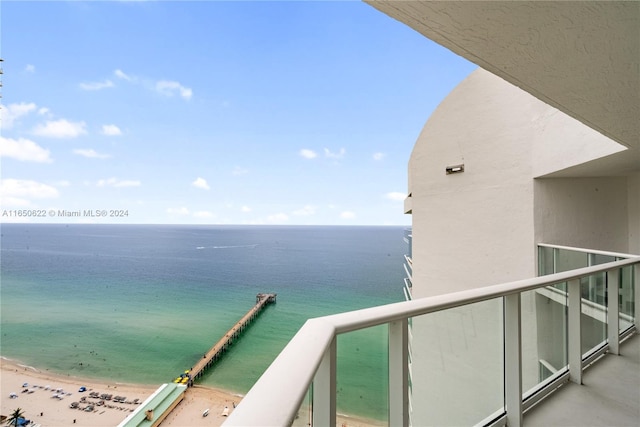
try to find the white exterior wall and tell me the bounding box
[534,177,630,253]
[407,68,635,425]
[409,69,543,425]
[408,69,541,300]
[629,173,640,254]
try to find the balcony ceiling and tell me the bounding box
[365,1,639,168]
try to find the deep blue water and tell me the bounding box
[0,224,406,420]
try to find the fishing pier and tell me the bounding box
[180,293,277,384]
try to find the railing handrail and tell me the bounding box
[538,243,637,259]
[224,255,640,426]
[322,256,639,334]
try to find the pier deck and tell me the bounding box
[185,293,276,383]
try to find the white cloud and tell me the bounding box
[300,149,317,159]
[101,124,122,136]
[293,205,316,216]
[54,180,71,187]
[0,136,52,163]
[79,79,114,91]
[97,177,141,187]
[114,69,133,81]
[1,102,37,130]
[33,119,87,139]
[267,213,289,223]
[373,152,385,161]
[192,177,210,190]
[167,207,189,216]
[340,211,356,219]
[73,149,111,159]
[0,179,59,206]
[385,192,406,201]
[324,147,346,159]
[155,80,192,100]
[241,206,251,213]
[114,69,192,101]
[232,166,249,176]
[25,64,36,73]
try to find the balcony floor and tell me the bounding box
[524,332,639,426]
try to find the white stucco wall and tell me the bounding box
[406,67,638,425]
[530,109,626,178]
[408,68,545,425]
[409,67,636,296]
[629,173,640,255]
[534,177,630,253]
[409,69,543,300]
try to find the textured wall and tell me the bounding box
[406,67,637,424]
[534,177,630,253]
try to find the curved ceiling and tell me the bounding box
[365,1,639,154]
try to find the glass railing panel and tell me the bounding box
[619,265,635,332]
[336,325,388,426]
[291,385,313,427]
[592,253,616,265]
[524,284,568,392]
[408,299,503,426]
[581,272,607,355]
[556,248,589,272]
[538,246,555,276]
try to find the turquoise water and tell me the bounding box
[0,224,405,420]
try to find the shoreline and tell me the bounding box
[1,357,384,427]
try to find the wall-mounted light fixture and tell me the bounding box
[446,164,464,175]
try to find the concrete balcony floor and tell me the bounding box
[524,332,639,426]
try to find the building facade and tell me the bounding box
[402,65,639,425]
[378,1,640,423]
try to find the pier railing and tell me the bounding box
[224,248,639,427]
[185,293,276,383]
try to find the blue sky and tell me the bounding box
[1,1,476,225]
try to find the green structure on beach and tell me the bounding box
[118,383,186,427]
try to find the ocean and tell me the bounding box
[0,224,406,421]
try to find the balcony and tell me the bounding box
[224,245,639,426]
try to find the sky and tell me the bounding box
[0,1,476,225]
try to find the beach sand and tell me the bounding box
[1,358,383,427]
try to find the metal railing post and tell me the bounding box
[223,255,639,427]
[607,269,620,355]
[313,337,336,427]
[568,279,582,384]
[635,264,640,335]
[389,318,409,427]
[504,293,522,427]
[588,254,597,301]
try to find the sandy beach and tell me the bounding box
[1,357,383,427]
[1,357,242,427]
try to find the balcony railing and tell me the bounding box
[224,247,639,427]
